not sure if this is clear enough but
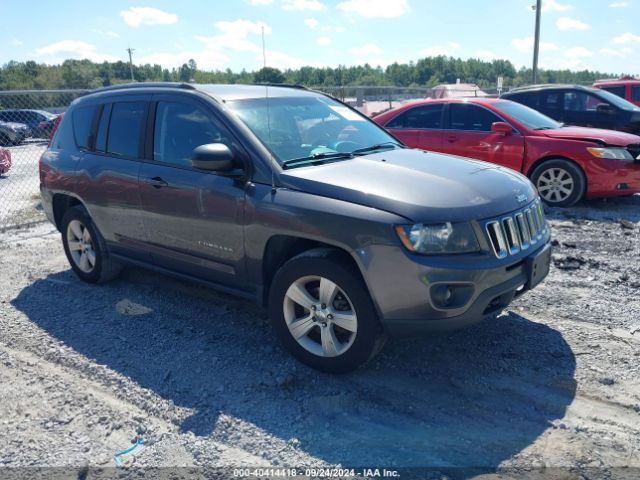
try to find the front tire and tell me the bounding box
[530,159,585,207]
[61,206,122,283]
[268,248,385,373]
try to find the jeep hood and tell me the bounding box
[279,149,537,223]
[541,126,640,146]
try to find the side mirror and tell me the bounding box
[191,143,234,172]
[491,122,512,136]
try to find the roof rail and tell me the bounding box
[90,82,196,93]
[254,82,309,90]
[509,83,586,91]
[595,75,640,83]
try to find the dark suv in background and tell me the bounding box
[0,109,58,138]
[40,83,551,372]
[502,84,640,135]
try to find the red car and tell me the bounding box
[594,76,640,108]
[374,98,640,206]
[0,147,11,175]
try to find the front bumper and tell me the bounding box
[359,236,552,336]
[586,159,640,198]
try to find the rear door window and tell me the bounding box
[601,86,626,99]
[386,104,444,129]
[632,86,640,102]
[72,105,99,150]
[106,102,146,158]
[448,103,502,131]
[540,92,563,114]
[564,91,611,112]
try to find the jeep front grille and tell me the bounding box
[485,200,547,259]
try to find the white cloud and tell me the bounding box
[599,47,632,58]
[196,20,271,55]
[304,18,319,28]
[249,0,273,4]
[215,19,271,36]
[282,0,325,11]
[261,49,321,69]
[137,19,271,69]
[120,7,178,27]
[348,43,386,66]
[609,1,629,7]
[348,43,382,56]
[556,17,589,31]
[10,38,23,47]
[336,0,408,18]
[317,36,331,45]
[138,50,228,69]
[512,36,559,53]
[34,40,119,64]
[542,0,573,12]
[420,42,461,57]
[95,29,121,38]
[564,46,593,58]
[611,32,640,44]
[335,26,346,33]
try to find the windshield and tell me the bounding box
[595,88,640,111]
[226,95,398,165]
[497,101,562,130]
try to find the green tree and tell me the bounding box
[253,67,285,84]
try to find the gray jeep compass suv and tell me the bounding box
[40,83,552,373]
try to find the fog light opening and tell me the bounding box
[616,183,629,190]
[432,285,453,308]
[430,283,476,310]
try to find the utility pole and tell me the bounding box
[532,0,541,84]
[126,47,135,82]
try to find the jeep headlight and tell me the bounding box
[587,147,633,161]
[395,222,480,254]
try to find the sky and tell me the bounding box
[3,0,639,75]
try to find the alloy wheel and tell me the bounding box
[283,275,358,358]
[66,219,96,273]
[536,167,574,203]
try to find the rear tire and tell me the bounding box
[61,206,122,283]
[268,248,386,373]
[530,159,585,207]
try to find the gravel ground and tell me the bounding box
[0,196,639,479]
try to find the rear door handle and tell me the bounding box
[148,176,168,189]
[447,135,458,143]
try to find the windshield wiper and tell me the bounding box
[282,151,354,169]
[351,142,404,155]
[281,142,404,169]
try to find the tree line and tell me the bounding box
[0,57,619,92]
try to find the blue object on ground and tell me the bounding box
[113,437,145,466]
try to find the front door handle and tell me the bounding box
[447,135,458,143]
[148,176,168,189]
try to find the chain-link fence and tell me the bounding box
[315,85,500,117]
[0,90,87,229]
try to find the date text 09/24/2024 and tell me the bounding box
[233,468,400,477]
